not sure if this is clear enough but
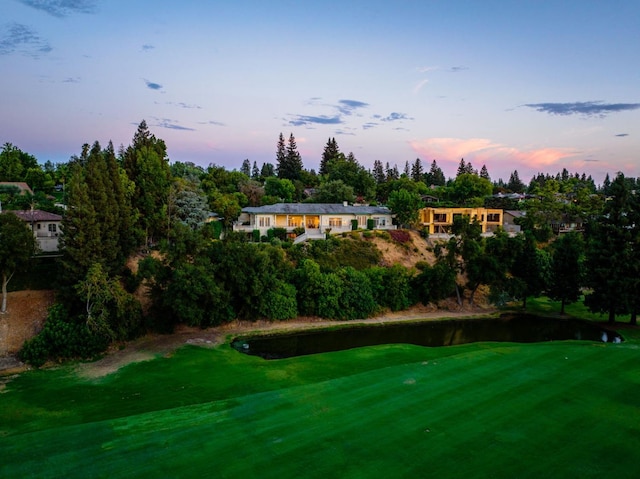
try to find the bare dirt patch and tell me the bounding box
[371,230,436,269]
[0,290,54,357]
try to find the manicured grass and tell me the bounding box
[2,336,640,478]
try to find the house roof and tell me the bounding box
[242,203,392,215]
[0,182,33,195]
[10,209,63,222]
[504,210,526,218]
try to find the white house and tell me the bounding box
[11,209,63,253]
[234,203,395,241]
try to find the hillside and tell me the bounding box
[0,290,55,356]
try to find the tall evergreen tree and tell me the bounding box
[275,132,286,176]
[122,120,172,246]
[261,162,275,178]
[426,160,446,186]
[479,164,490,181]
[277,133,303,181]
[507,170,526,193]
[240,159,251,177]
[403,160,411,177]
[372,160,386,184]
[456,158,467,177]
[411,158,424,182]
[251,161,260,180]
[548,232,584,314]
[320,137,340,176]
[584,173,635,323]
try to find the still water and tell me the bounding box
[231,314,621,359]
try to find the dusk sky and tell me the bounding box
[1,0,639,184]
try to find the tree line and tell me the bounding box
[0,121,637,366]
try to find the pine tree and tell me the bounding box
[372,160,385,184]
[426,160,446,186]
[277,133,303,181]
[240,159,251,177]
[275,133,286,176]
[480,164,490,181]
[507,170,525,193]
[320,137,339,176]
[251,161,260,180]
[261,162,275,178]
[456,159,467,177]
[411,158,424,182]
[403,160,410,177]
[123,120,172,246]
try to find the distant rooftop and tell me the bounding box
[242,203,392,215]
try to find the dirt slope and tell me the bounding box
[0,290,55,356]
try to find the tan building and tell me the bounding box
[419,207,503,234]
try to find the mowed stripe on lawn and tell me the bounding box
[1,341,639,479]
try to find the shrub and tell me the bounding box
[389,229,411,243]
[252,229,261,242]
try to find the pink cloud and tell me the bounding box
[409,137,580,178]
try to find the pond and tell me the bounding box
[231,314,622,359]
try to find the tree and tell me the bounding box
[372,160,386,184]
[314,180,355,204]
[411,158,424,182]
[0,212,37,312]
[425,160,446,186]
[123,120,172,246]
[479,164,490,182]
[0,143,38,182]
[320,137,340,176]
[260,162,275,179]
[584,173,635,323]
[450,173,492,204]
[60,142,137,287]
[240,159,251,177]
[548,232,584,314]
[251,161,260,180]
[507,170,526,193]
[388,189,424,228]
[510,232,550,309]
[277,133,303,181]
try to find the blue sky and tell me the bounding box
[1,0,639,184]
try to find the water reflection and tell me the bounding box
[232,314,621,360]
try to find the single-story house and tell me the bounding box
[234,202,395,241]
[418,207,503,235]
[11,209,63,253]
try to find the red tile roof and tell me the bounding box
[9,209,63,222]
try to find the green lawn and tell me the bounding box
[2,317,640,478]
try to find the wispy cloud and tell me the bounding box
[615,133,629,137]
[524,101,640,118]
[144,79,163,91]
[152,118,195,131]
[62,76,80,83]
[449,66,469,73]
[381,112,414,122]
[18,0,98,17]
[0,23,51,57]
[337,99,369,115]
[288,115,342,127]
[142,44,155,51]
[362,122,378,130]
[199,120,226,127]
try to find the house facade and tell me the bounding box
[11,209,63,253]
[234,203,395,241]
[419,207,503,235]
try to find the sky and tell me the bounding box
[1,0,639,185]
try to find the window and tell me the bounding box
[434,213,447,223]
[48,223,57,232]
[375,217,386,227]
[487,213,501,222]
[259,217,271,227]
[328,218,342,227]
[357,215,367,226]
